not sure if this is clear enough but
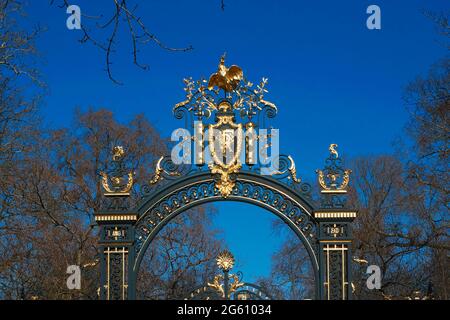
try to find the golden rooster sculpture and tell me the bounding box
[208,54,243,92]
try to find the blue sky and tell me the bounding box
[25,1,448,283]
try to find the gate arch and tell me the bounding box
[132,171,320,291]
[94,57,357,300]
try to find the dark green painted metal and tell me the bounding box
[96,162,355,300]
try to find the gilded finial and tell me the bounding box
[207,54,243,92]
[316,144,351,193]
[112,145,125,161]
[329,144,338,158]
[216,250,235,271]
[100,145,134,196]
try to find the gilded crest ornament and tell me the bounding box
[216,250,235,271]
[173,56,276,122]
[100,146,134,196]
[316,144,351,193]
[208,101,243,197]
[171,56,297,197]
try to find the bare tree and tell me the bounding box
[0,0,43,170]
[422,10,449,48]
[402,57,450,299]
[349,153,449,300]
[0,0,42,83]
[257,220,315,300]
[263,12,450,300]
[0,2,43,298]
[0,108,222,299]
[137,206,223,300]
[404,59,449,200]
[51,0,192,84]
[264,236,315,299]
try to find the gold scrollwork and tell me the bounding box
[228,274,244,297]
[207,274,225,298]
[100,172,133,195]
[316,169,351,191]
[340,169,351,190]
[100,146,134,196]
[206,273,244,299]
[287,155,302,183]
[316,144,352,192]
[269,155,302,184]
[149,156,181,185]
[316,169,327,190]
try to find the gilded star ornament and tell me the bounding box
[216,250,235,271]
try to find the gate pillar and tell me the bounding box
[315,144,356,300]
[94,146,137,300]
[316,210,356,300]
[95,210,136,300]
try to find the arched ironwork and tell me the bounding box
[94,56,357,300]
[233,283,272,300]
[133,170,319,276]
[185,282,272,301]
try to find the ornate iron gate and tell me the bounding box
[185,250,272,300]
[94,56,357,300]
